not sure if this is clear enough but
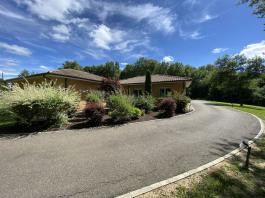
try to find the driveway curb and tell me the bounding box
[116,112,264,198]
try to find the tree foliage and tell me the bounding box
[84,61,120,80]
[61,61,82,70]
[18,69,31,78]
[241,0,265,28]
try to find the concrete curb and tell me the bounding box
[116,112,264,198]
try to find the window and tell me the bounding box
[160,88,171,96]
[133,89,143,97]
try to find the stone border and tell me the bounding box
[116,112,264,198]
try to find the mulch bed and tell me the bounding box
[68,110,185,130]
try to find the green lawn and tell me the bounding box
[173,101,265,198]
[207,101,265,121]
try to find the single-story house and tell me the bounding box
[6,69,192,98]
[120,75,192,97]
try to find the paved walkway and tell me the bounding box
[0,100,261,198]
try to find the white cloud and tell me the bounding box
[16,0,86,23]
[122,3,175,33]
[50,24,71,42]
[212,48,228,54]
[120,62,128,66]
[162,56,174,63]
[0,42,32,56]
[92,2,175,33]
[179,28,205,40]
[240,40,265,59]
[89,24,125,50]
[0,68,19,76]
[39,65,50,70]
[0,5,30,21]
[195,14,217,23]
[83,49,108,59]
[0,58,19,66]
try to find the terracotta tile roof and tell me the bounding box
[49,69,103,82]
[120,75,192,85]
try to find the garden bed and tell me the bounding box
[68,108,192,130]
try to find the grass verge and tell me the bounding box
[138,102,265,198]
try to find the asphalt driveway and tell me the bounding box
[0,100,261,198]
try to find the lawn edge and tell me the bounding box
[115,111,264,198]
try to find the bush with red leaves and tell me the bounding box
[84,103,105,126]
[157,97,176,118]
[100,78,121,94]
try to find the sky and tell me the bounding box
[0,0,264,79]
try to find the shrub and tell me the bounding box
[84,103,105,126]
[1,82,80,127]
[167,91,191,113]
[107,94,142,121]
[85,90,104,104]
[158,97,176,118]
[133,95,155,113]
[100,78,121,94]
[176,96,191,113]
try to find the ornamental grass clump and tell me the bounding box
[1,82,80,128]
[85,90,105,104]
[107,94,143,122]
[133,95,155,113]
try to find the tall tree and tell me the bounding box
[241,0,265,28]
[18,69,30,78]
[61,61,82,70]
[84,61,120,79]
[145,70,152,95]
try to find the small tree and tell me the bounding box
[100,78,121,94]
[145,70,152,95]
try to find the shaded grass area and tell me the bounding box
[172,102,265,198]
[174,138,265,198]
[207,101,265,121]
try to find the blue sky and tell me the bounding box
[0,0,264,79]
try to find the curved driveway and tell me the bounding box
[0,100,261,198]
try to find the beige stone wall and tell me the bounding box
[10,75,100,99]
[122,81,186,97]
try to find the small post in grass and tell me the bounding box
[240,140,251,170]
